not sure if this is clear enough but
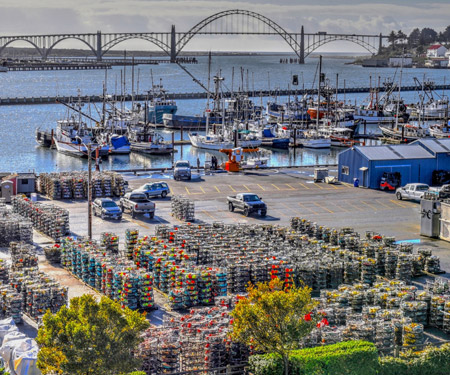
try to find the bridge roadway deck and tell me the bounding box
[3,85,450,106]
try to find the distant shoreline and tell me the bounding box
[1,46,370,59]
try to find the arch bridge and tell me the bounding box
[0,10,386,64]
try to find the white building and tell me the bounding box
[389,56,413,67]
[427,44,447,58]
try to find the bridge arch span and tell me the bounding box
[176,9,301,58]
[102,35,170,56]
[46,37,97,59]
[306,36,378,57]
[0,38,43,57]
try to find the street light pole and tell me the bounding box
[87,143,92,240]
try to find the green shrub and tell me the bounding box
[379,344,450,375]
[249,340,379,375]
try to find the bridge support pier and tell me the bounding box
[299,25,305,64]
[378,33,383,55]
[170,25,176,63]
[97,30,102,62]
[41,47,47,61]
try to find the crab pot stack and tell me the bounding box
[91,175,104,198]
[125,229,139,259]
[37,171,126,199]
[171,195,195,221]
[101,232,119,254]
[0,286,23,324]
[0,212,33,246]
[137,306,238,374]
[12,196,70,242]
[402,322,424,350]
[10,242,38,271]
[44,243,62,263]
[61,176,72,199]
[59,237,154,311]
[0,259,9,283]
[72,175,85,199]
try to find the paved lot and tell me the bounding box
[32,167,450,277]
[10,166,447,336]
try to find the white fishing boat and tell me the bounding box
[318,126,356,147]
[379,123,428,142]
[298,130,331,149]
[429,121,450,138]
[53,118,110,158]
[189,132,234,151]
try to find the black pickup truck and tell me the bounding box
[227,193,267,217]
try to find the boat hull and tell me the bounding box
[130,142,173,155]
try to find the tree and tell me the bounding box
[230,278,322,375]
[36,295,149,375]
[408,28,421,47]
[388,30,397,46]
[396,30,407,45]
[419,27,438,45]
[441,25,450,44]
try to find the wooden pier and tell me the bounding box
[5,62,112,71]
[2,84,450,106]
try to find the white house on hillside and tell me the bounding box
[427,44,447,58]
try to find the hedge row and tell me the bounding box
[249,341,378,375]
[378,344,450,375]
[249,342,450,375]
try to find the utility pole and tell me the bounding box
[87,143,92,240]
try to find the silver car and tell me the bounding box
[93,198,122,220]
[134,182,170,198]
[396,183,429,201]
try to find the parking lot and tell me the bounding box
[31,167,450,277]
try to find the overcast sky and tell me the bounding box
[2,0,449,53]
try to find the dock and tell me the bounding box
[3,84,450,106]
[5,62,112,71]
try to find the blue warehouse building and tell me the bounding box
[338,138,450,189]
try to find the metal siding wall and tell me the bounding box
[338,148,354,184]
[436,154,450,173]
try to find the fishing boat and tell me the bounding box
[429,121,450,138]
[35,128,53,147]
[128,126,173,154]
[189,132,234,151]
[379,123,428,142]
[318,126,358,147]
[97,133,131,154]
[52,117,110,158]
[146,81,178,124]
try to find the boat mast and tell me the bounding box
[206,52,212,135]
[394,54,404,131]
[316,55,322,130]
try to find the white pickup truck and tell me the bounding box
[396,183,429,201]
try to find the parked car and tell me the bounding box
[93,198,122,220]
[119,192,156,219]
[227,193,267,217]
[396,183,429,201]
[174,160,191,181]
[134,181,170,198]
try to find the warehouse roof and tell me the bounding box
[411,138,450,154]
[355,144,435,160]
